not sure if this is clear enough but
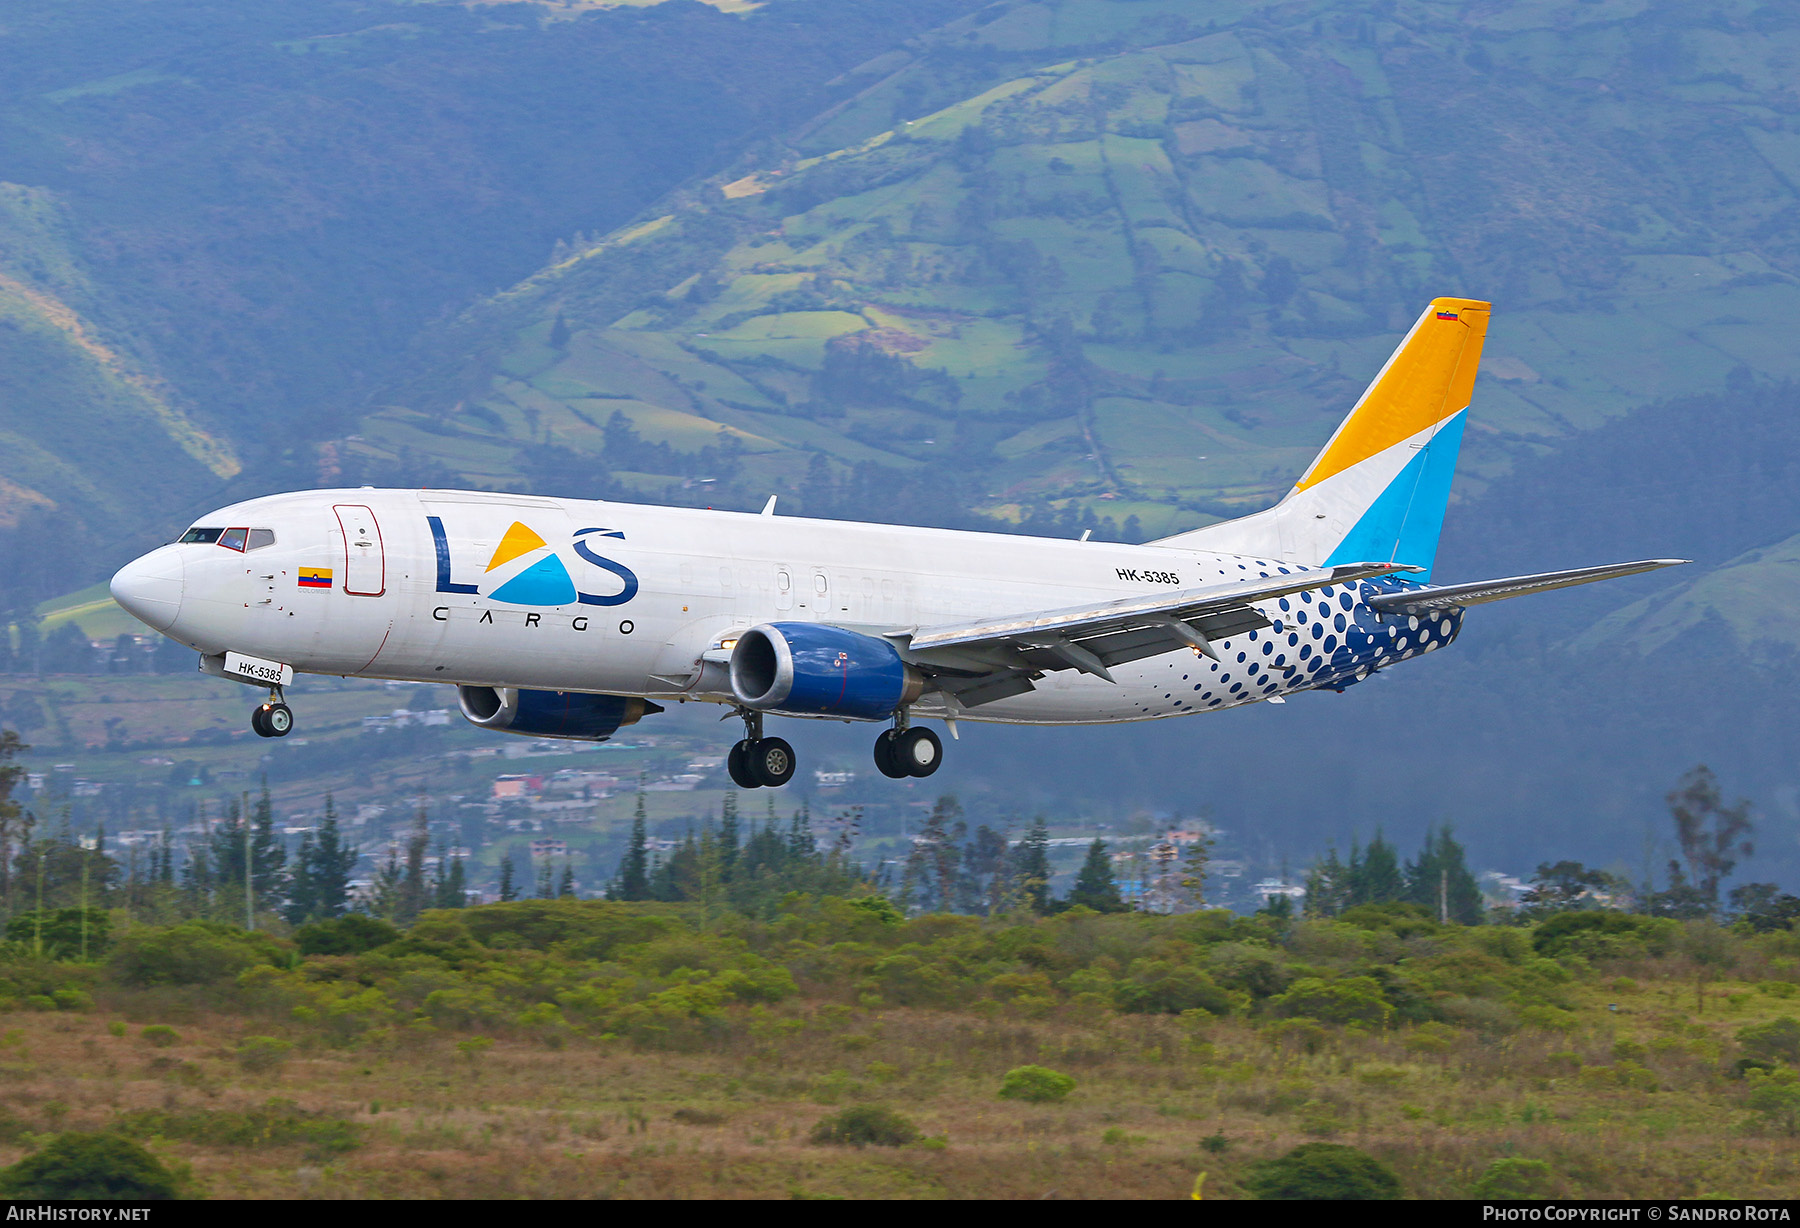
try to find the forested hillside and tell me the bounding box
[0,0,987,601]
[4,0,1800,894]
[362,0,1800,543]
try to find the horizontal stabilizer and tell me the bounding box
[1366,559,1688,615]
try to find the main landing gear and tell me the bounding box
[251,686,294,739]
[725,707,943,789]
[872,712,941,780]
[727,709,795,789]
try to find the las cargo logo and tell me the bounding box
[428,517,638,607]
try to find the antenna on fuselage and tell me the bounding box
[761,495,777,516]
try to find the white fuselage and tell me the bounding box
[114,487,1462,726]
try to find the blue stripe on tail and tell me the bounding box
[1324,410,1466,581]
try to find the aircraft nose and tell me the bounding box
[110,546,185,632]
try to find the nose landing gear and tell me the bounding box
[251,686,294,739]
[725,708,795,789]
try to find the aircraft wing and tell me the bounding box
[1365,558,1688,616]
[898,560,1419,707]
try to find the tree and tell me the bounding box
[370,847,403,921]
[0,1133,181,1199]
[1403,826,1482,924]
[1646,858,1713,919]
[307,797,358,920]
[1729,882,1800,932]
[613,793,651,901]
[960,824,1009,914]
[1348,832,1404,906]
[1065,839,1126,912]
[1518,860,1617,917]
[1304,848,1350,918]
[1667,766,1754,912]
[557,863,575,898]
[0,728,26,907]
[396,800,431,924]
[899,796,963,914]
[1243,1143,1402,1201]
[1009,817,1052,915]
[719,792,740,882]
[1179,827,1215,911]
[497,853,518,903]
[247,781,286,908]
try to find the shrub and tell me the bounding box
[294,915,399,956]
[140,1025,179,1048]
[1272,977,1394,1027]
[1746,1068,1800,1135]
[809,1105,919,1148]
[0,1133,181,1199]
[1338,902,1439,937]
[109,922,286,987]
[1244,1142,1402,1200]
[235,1036,293,1073]
[999,1065,1075,1103]
[114,1099,362,1156]
[1472,1158,1556,1199]
[2,909,112,960]
[845,896,903,926]
[1269,1019,1331,1054]
[1737,1016,1800,1064]
[1404,1022,1460,1054]
[1113,959,1232,1016]
[1531,912,1671,960]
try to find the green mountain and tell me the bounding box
[363,0,1800,545]
[7,0,1800,885]
[0,185,234,548]
[0,0,989,604]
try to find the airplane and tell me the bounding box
[110,297,1683,789]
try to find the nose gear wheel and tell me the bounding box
[252,701,293,738]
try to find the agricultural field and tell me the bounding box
[359,0,1800,539]
[1,902,1797,1199]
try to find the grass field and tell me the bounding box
[2,903,1798,1199]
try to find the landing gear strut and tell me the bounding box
[872,710,941,779]
[251,686,294,739]
[726,708,795,789]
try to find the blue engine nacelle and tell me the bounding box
[729,622,925,720]
[457,686,662,741]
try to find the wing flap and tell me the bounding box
[1366,559,1687,615]
[907,561,1417,653]
[901,561,1418,694]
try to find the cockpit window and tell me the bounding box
[247,528,276,550]
[179,527,223,544]
[218,527,248,551]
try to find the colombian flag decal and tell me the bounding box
[298,567,333,589]
[1436,310,1459,320]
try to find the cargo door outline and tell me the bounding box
[334,504,386,596]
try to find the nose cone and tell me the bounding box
[111,546,185,632]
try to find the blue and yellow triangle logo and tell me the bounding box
[485,522,577,605]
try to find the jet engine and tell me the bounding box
[456,687,661,741]
[729,622,924,720]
